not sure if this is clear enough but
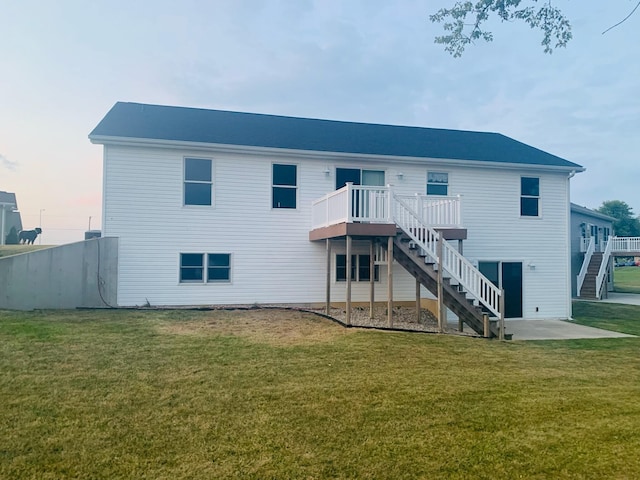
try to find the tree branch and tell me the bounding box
[602,1,640,35]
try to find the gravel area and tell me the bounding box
[306,305,480,337]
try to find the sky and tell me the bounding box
[1,0,639,245]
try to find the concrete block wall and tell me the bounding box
[0,237,118,310]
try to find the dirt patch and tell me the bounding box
[157,304,478,345]
[157,308,356,346]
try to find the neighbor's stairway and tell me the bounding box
[579,252,603,300]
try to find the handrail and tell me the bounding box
[595,237,613,299]
[392,194,501,318]
[577,237,595,297]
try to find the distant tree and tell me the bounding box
[5,226,18,245]
[430,1,640,57]
[597,200,640,237]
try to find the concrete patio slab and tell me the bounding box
[505,319,635,341]
[599,292,640,306]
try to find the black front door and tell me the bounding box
[478,261,523,318]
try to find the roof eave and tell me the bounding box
[89,135,584,172]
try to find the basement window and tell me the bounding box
[180,253,231,283]
[520,177,540,217]
[336,254,380,282]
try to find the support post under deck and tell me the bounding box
[387,235,393,327]
[346,235,352,326]
[325,239,331,315]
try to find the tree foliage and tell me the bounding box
[597,200,640,237]
[430,0,572,57]
[430,1,640,57]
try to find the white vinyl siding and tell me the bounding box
[103,144,571,320]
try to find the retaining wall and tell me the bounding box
[0,237,118,310]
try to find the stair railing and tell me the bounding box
[392,195,502,318]
[595,237,613,299]
[577,237,595,297]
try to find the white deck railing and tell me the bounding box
[394,194,461,228]
[392,195,501,318]
[311,185,462,230]
[577,237,595,297]
[609,236,640,253]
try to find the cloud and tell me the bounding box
[0,153,18,171]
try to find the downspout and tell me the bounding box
[566,170,576,319]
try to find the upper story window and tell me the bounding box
[427,172,448,195]
[180,253,231,283]
[184,158,212,206]
[520,177,540,217]
[272,164,297,209]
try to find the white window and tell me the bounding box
[520,177,540,217]
[180,253,231,283]
[272,164,297,208]
[184,158,212,206]
[427,172,448,195]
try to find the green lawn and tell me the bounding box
[1,306,640,479]
[614,266,640,294]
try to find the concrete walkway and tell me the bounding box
[504,293,640,340]
[506,319,635,341]
[599,292,640,306]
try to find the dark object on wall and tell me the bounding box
[85,230,102,240]
[19,227,42,245]
[5,226,18,245]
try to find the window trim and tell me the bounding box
[179,252,231,284]
[271,163,298,209]
[427,171,449,196]
[184,157,213,207]
[520,176,540,217]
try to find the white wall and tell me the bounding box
[103,144,571,318]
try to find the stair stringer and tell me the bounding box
[390,237,505,338]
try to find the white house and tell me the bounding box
[89,102,584,336]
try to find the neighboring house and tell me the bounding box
[570,203,615,298]
[0,191,22,245]
[89,102,584,333]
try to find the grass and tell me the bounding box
[572,300,640,335]
[614,266,640,294]
[0,245,50,258]
[1,307,640,479]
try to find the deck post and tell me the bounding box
[346,235,352,326]
[387,235,393,327]
[415,279,421,323]
[370,239,375,319]
[483,314,490,338]
[499,288,505,340]
[325,239,331,315]
[346,182,354,222]
[437,235,445,333]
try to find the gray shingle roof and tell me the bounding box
[0,191,17,206]
[90,102,582,169]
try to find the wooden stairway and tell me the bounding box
[579,252,603,299]
[389,231,510,339]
